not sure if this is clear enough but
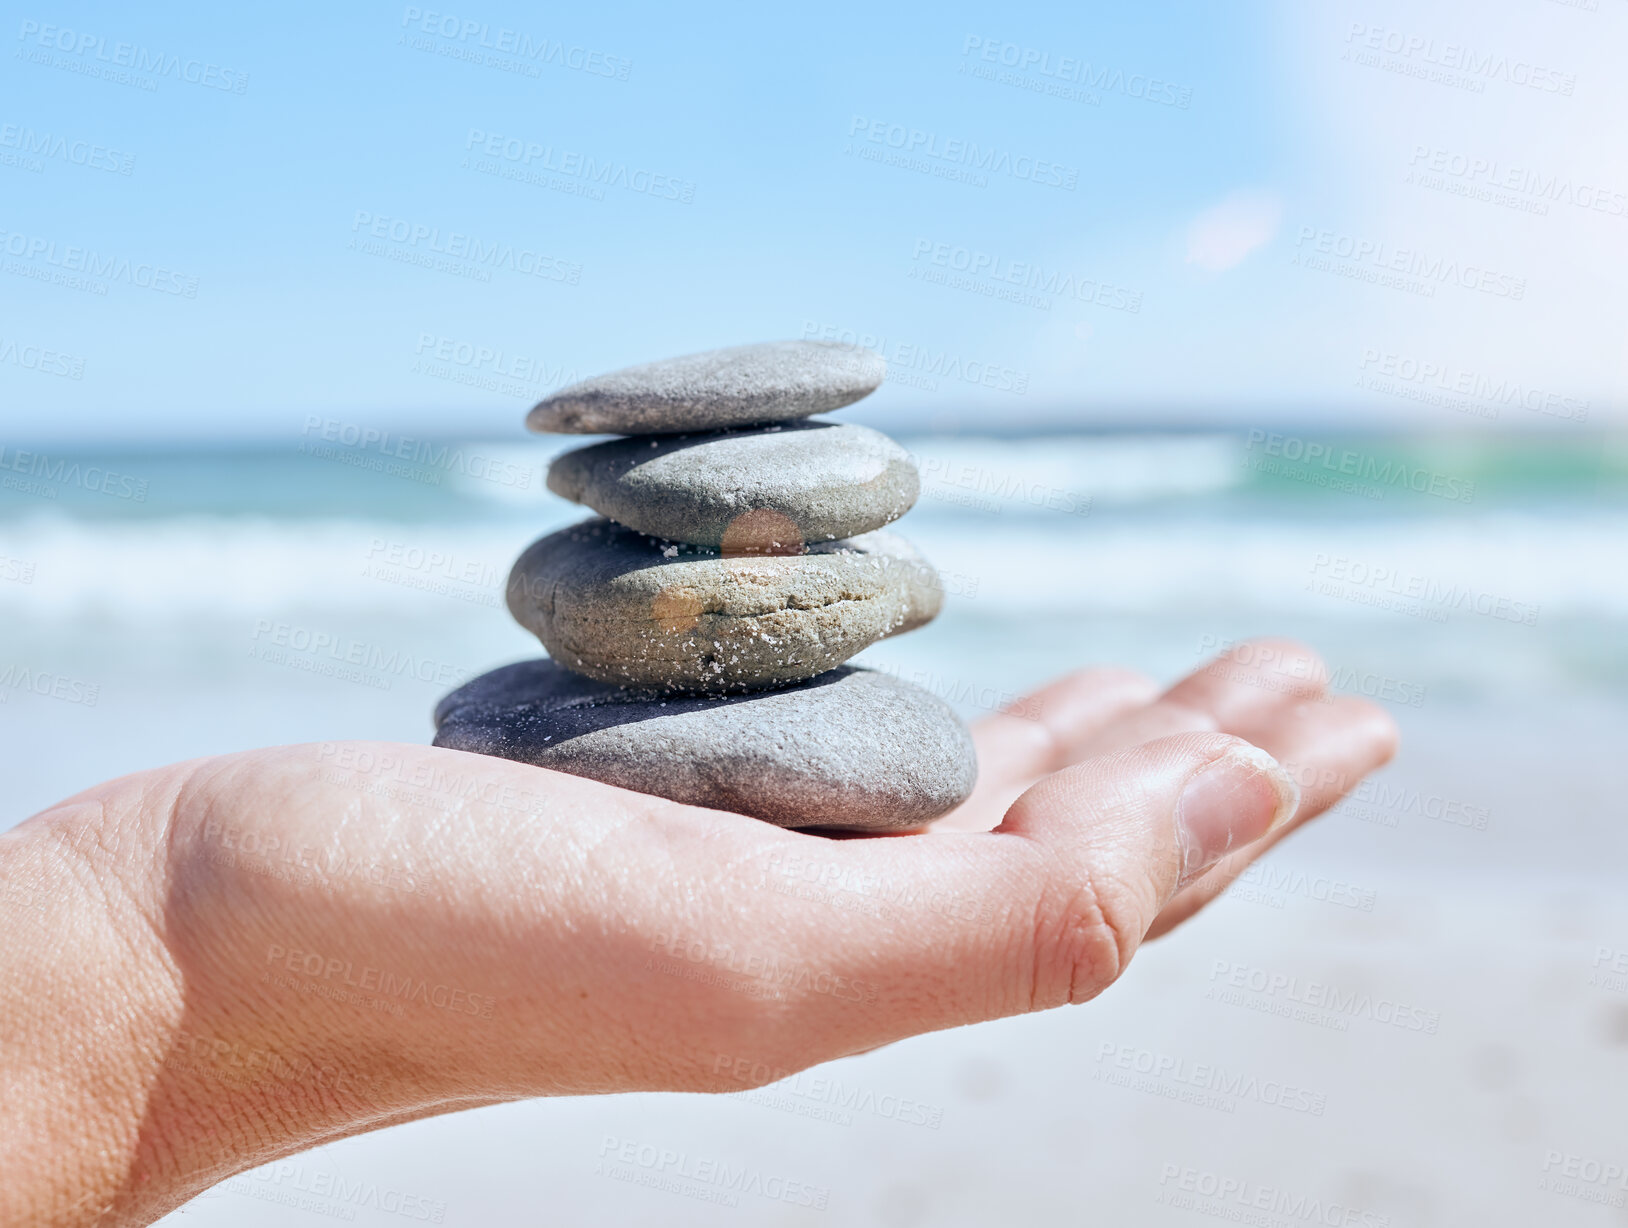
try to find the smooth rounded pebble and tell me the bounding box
[432,660,978,830]
[546,421,919,548]
[526,340,886,435]
[506,518,943,693]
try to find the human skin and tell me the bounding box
[0,639,1396,1226]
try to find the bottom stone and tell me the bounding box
[432,659,977,831]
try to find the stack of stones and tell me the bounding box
[432,340,977,831]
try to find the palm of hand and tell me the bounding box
[71,638,1391,1209]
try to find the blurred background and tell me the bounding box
[2,1,1625,1223]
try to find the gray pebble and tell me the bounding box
[546,421,919,548]
[433,660,977,830]
[526,340,886,435]
[506,518,943,692]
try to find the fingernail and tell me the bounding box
[1175,744,1300,885]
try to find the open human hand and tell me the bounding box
[0,638,1396,1226]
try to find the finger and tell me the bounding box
[1160,637,1330,744]
[1254,694,1400,843]
[771,733,1299,1056]
[1147,695,1399,938]
[970,667,1159,789]
[937,668,1157,832]
[1086,637,1331,756]
[940,640,1326,832]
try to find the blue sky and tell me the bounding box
[2,0,1623,440]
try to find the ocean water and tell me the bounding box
[4,430,1626,1225]
[2,430,1624,847]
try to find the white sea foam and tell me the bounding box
[0,507,1621,624]
[905,433,1242,509]
[909,511,1625,619]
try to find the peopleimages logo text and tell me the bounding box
[0,124,134,174]
[350,211,581,284]
[399,8,631,79]
[0,446,148,501]
[0,337,85,380]
[465,129,695,202]
[1294,227,1525,299]
[911,239,1141,312]
[15,20,250,93]
[1408,147,1627,218]
[0,226,199,297]
[961,36,1192,108]
[299,416,536,489]
[1358,350,1588,421]
[848,116,1078,190]
[1244,430,1475,503]
[1344,23,1575,94]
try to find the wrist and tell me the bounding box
[0,762,410,1225]
[0,769,191,1225]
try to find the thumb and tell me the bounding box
[784,732,1301,1056]
[994,732,1300,1008]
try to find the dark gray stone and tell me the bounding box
[507,519,943,693]
[546,421,919,548]
[526,341,886,435]
[433,660,977,830]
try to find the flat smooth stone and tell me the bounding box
[433,660,977,830]
[546,421,919,548]
[506,518,943,693]
[526,341,886,435]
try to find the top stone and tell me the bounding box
[526,340,887,435]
